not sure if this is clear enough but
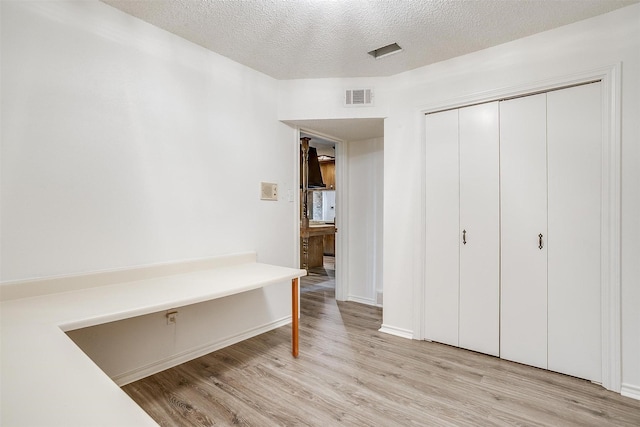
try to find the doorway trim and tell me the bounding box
[416,63,621,393]
[296,128,348,301]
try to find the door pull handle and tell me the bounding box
[462,229,467,245]
[538,233,543,250]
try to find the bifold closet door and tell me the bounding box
[547,82,602,382]
[500,93,548,369]
[424,104,499,355]
[458,102,500,357]
[424,109,460,346]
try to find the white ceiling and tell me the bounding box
[101,0,636,80]
[294,118,385,143]
[299,119,384,155]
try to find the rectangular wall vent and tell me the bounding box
[345,88,373,107]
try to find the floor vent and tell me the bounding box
[345,88,373,107]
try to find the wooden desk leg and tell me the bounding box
[292,277,299,358]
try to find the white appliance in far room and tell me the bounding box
[322,191,336,223]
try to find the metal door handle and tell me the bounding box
[538,233,543,250]
[462,229,467,245]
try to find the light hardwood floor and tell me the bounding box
[123,274,640,426]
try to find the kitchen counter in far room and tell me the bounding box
[300,224,336,268]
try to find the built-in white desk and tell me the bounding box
[0,253,306,426]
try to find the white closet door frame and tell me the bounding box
[419,64,621,392]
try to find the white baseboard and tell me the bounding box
[347,295,377,307]
[379,324,413,340]
[621,383,640,401]
[112,315,291,386]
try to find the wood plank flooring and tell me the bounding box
[123,274,640,426]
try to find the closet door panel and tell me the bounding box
[424,110,460,346]
[547,83,602,382]
[459,102,500,356]
[500,94,548,369]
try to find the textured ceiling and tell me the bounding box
[101,0,636,80]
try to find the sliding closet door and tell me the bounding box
[425,110,459,346]
[500,94,548,369]
[547,82,602,382]
[458,102,500,356]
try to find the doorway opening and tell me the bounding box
[285,117,385,306]
[300,132,338,296]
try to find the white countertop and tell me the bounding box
[1,262,306,427]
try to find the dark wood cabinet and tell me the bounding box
[323,234,335,256]
[319,160,335,189]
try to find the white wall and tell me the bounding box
[1,1,297,379]
[278,77,390,121]
[346,137,384,306]
[278,4,640,396]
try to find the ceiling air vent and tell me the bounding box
[368,43,403,60]
[345,88,373,107]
